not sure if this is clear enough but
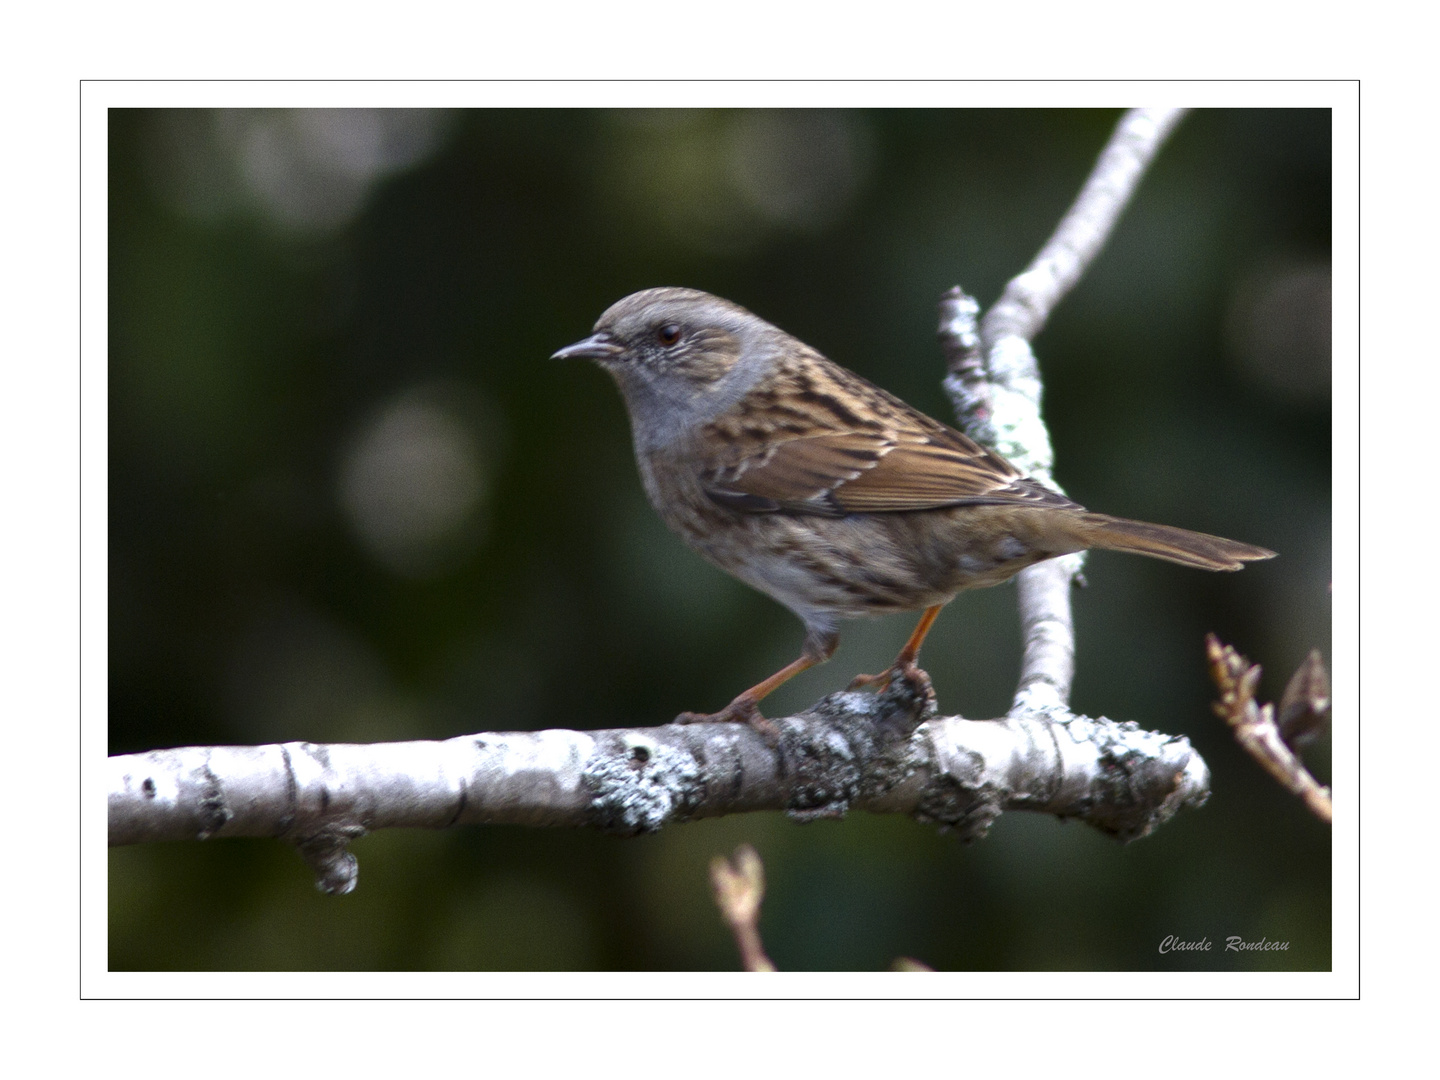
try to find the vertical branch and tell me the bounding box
[980,108,1189,351]
[943,108,1188,715]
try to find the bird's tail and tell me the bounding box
[1074,513,1275,571]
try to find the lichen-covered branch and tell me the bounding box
[110,678,1210,893]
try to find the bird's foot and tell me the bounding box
[846,669,887,691]
[849,660,937,734]
[848,660,935,703]
[675,697,779,744]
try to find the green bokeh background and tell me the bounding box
[109,107,1332,971]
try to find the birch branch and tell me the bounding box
[109,679,1210,894]
[943,107,1188,715]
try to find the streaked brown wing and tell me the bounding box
[701,423,1078,515]
[702,430,890,514]
[697,344,1080,515]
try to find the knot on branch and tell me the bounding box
[781,674,935,822]
[193,760,233,840]
[291,823,366,896]
[1082,719,1210,842]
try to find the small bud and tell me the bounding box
[1277,650,1330,751]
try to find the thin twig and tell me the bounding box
[980,108,1189,350]
[710,845,776,972]
[1206,635,1332,824]
[709,847,936,971]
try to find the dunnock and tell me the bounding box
[554,288,1274,736]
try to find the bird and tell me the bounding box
[553,287,1275,737]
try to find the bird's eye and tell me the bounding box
[656,323,682,346]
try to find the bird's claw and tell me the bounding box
[848,661,934,703]
[676,698,779,744]
[847,669,889,692]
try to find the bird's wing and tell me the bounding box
[698,364,1079,516]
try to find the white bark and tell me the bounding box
[110,682,1209,894]
[944,108,1188,714]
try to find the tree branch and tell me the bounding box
[110,678,1209,893]
[944,108,1188,715]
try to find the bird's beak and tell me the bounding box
[551,331,622,361]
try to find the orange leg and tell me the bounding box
[676,631,838,740]
[848,604,944,692]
